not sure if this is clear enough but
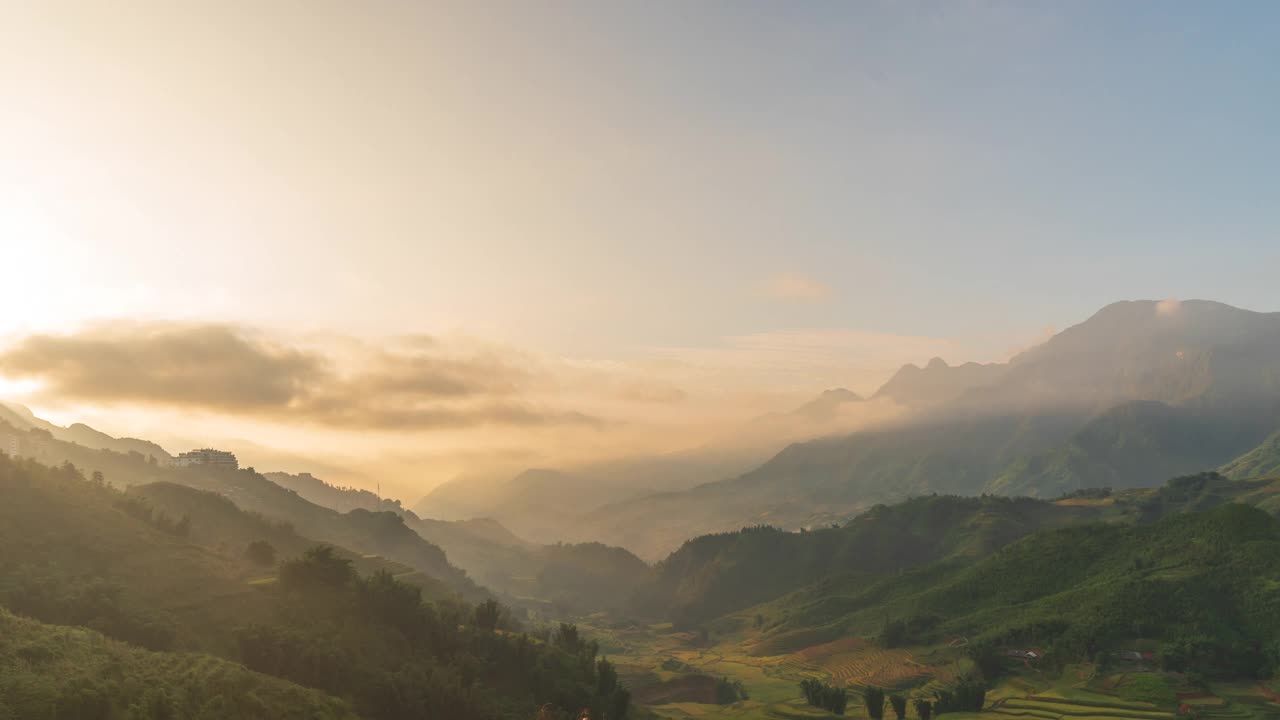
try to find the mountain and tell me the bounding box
[264,470,403,514]
[0,400,171,462]
[988,399,1279,497]
[0,417,481,599]
[168,465,483,599]
[791,388,864,421]
[133,481,456,598]
[872,357,1005,407]
[570,300,1280,558]
[413,387,880,546]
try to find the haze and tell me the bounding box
[4,1,1280,498]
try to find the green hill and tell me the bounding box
[1222,431,1280,480]
[131,482,455,597]
[751,504,1280,679]
[0,452,637,720]
[0,422,481,598]
[0,455,277,655]
[651,495,1103,625]
[0,607,357,720]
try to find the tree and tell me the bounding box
[914,699,933,720]
[889,694,907,720]
[474,598,500,632]
[880,619,907,647]
[279,545,355,591]
[91,470,105,486]
[864,687,886,720]
[800,680,847,715]
[714,677,740,705]
[246,540,276,566]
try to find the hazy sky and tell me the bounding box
[3,2,1280,495]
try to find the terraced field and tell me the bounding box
[576,619,1279,720]
[992,696,1168,720]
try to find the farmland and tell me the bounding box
[574,618,1280,720]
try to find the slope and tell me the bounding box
[988,400,1278,497]
[651,495,1105,626]
[0,454,277,655]
[1222,430,1280,480]
[0,606,358,720]
[752,504,1280,680]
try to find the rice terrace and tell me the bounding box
[574,617,1280,720]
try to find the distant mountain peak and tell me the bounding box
[790,387,863,421]
[872,358,1005,408]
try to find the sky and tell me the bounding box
[2,1,1280,497]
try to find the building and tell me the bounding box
[171,448,239,470]
[3,433,18,458]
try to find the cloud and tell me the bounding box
[0,321,601,430]
[1156,297,1182,317]
[646,328,971,398]
[759,272,832,301]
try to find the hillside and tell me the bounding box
[133,482,456,598]
[1222,430,1280,480]
[988,400,1278,497]
[0,422,481,599]
[0,401,171,462]
[168,465,482,598]
[254,470,652,609]
[750,503,1280,680]
[0,607,358,720]
[0,454,278,655]
[651,495,1104,625]
[0,453,638,720]
[264,470,403,514]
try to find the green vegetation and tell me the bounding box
[652,495,1102,625]
[0,452,635,719]
[1221,431,1280,480]
[0,607,356,720]
[757,503,1280,680]
[800,679,849,715]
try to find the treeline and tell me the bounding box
[114,492,191,537]
[799,679,848,715]
[806,681,984,720]
[239,549,632,720]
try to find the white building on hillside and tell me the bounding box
[171,448,239,470]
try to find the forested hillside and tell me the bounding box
[749,504,1280,678]
[0,607,357,720]
[0,453,635,720]
[651,495,1101,625]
